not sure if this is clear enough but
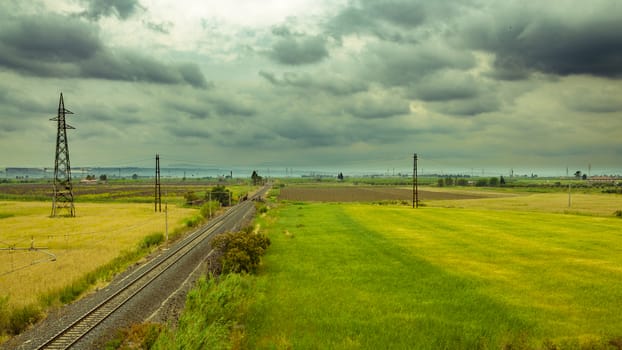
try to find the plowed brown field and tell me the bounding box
[279,187,496,202]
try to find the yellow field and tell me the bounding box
[0,201,196,308]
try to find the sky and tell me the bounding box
[0,0,621,176]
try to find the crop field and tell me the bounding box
[0,181,255,204]
[0,201,195,309]
[278,186,505,202]
[245,190,622,348]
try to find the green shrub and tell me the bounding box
[183,214,202,228]
[614,210,622,217]
[139,232,164,249]
[212,227,271,274]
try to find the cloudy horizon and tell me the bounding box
[1,0,621,176]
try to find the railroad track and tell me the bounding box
[33,186,269,350]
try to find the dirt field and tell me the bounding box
[278,186,499,202]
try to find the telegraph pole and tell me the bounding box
[413,153,419,208]
[51,93,76,217]
[155,154,161,212]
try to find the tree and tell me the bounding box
[444,177,454,186]
[251,170,262,185]
[132,173,138,180]
[476,178,488,187]
[574,170,582,178]
[500,176,505,186]
[337,172,344,181]
[184,191,199,204]
[489,177,499,186]
[209,185,232,206]
[99,174,107,181]
[437,178,444,187]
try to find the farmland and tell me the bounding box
[237,185,622,349]
[0,179,256,342]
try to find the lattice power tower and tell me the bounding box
[51,93,76,217]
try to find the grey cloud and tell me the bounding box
[0,15,100,61]
[273,119,344,147]
[0,14,207,88]
[409,71,479,101]
[269,35,329,65]
[364,41,476,86]
[461,3,622,79]
[328,0,467,41]
[345,91,410,119]
[259,71,368,95]
[564,88,622,113]
[78,0,143,20]
[144,20,173,34]
[167,100,210,120]
[210,98,256,117]
[429,95,501,116]
[170,126,211,139]
[81,50,209,88]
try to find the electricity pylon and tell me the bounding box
[51,93,76,217]
[155,154,161,212]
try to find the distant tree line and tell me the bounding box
[437,176,506,187]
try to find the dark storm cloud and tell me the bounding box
[259,71,368,95]
[268,35,329,65]
[0,14,207,88]
[460,3,622,79]
[78,0,143,20]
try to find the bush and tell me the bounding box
[212,227,271,274]
[614,210,622,217]
[183,214,202,228]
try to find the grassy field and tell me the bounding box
[242,194,622,348]
[0,201,195,308]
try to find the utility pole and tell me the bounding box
[51,93,76,217]
[413,153,419,208]
[155,154,161,212]
[165,201,168,242]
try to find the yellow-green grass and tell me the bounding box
[246,200,622,348]
[0,201,195,309]
[429,191,621,217]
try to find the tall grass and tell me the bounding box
[152,273,255,350]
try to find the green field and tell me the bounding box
[243,198,622,349]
